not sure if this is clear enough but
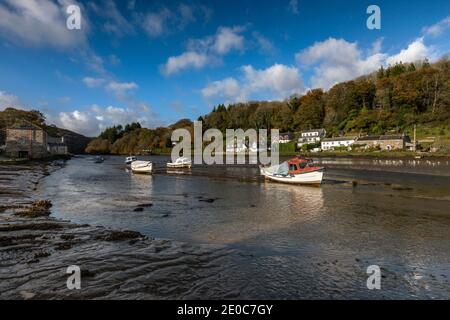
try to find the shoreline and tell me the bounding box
[0,160,238,299]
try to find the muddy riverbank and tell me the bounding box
[0,162,239,299]
[1,157,450,299]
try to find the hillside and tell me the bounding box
[197,58,450,153]
[0,108,91,154]
[55,58,450,156]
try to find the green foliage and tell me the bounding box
[279,141,296,153]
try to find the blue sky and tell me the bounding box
[0,0,450,136]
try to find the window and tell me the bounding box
[289,164,297,171]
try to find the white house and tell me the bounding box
[297,129,326,147]
[321,136,357,151]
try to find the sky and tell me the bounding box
[0,0,450,136]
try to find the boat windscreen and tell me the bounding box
[267,162,289,175]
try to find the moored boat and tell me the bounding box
[167,157,192,168]
[260,156,324,185]
[131,160,153,174]
[94,156,104,163]
[125,156,137,165]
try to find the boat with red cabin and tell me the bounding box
[260,156,324,185]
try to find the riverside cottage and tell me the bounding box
[355,134,411,150]
[297,128,326,148]
[321,136,358,151]
[5,121,68,159]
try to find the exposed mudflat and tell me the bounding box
[0,163,239,299]
[1,157,450,299]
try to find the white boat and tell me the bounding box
[131,160,153,174]
[260,157,324,185]
[125,156,137,165]
[167,157,192,168]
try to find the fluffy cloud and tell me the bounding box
[212,26,245,54]
[296,38,387,89]
[58,110,100,136]
[161,52,208,76]
[56,104,153,137]
[0,91,23,110]
[201,78,245,103]
[0,0,88,48]
[201,64,303,104]
[82,77,138,98]
[162,26,245,75]
[423,16,450,37]
[105,81,138,97]
[386,38,432,65]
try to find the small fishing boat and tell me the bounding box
[167,157,192,168]
[125,156,137,165]
[260,156,324,185]
[131,160,153,174]
[94,156,104,163]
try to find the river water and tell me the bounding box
[38,156,450,299]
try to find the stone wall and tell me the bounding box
[5,128,48,159]
[379,139,404,150]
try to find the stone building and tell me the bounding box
[5,121,48,159]
[5,121,68,159]
[355,134,411,150]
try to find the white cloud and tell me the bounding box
[82,77,138,99]
[201,64,303,104]
[162,26,245,75]
[296,38,387,89]
[161,52,208,76]
[243,64,303,98]
[386,38,432,65]
[58,110,100,137]
[0,91,24,110]
[82,77,105,88]
[212,26,245,54]
[105,81,138,97]
[0,0,88,48]
[56,104,154,137]
[288,0,299,15]
[201,78,245,103]
[423,16,450,37]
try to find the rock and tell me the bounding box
[20,291,36,300]
[137,203,153,208]
[199,198,218,203]
[96,230,143,242]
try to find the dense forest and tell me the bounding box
[86,58,450,155]
[0,108,91,154]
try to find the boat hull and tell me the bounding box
[260,168,324,185]
[166,163,192,169]
[131,161,153,174]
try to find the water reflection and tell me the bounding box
[36,155,450,299]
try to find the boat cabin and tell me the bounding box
[287,157,321,174]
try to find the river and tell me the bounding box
[37,156,450,299]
